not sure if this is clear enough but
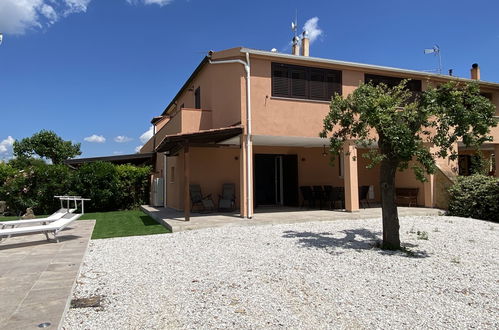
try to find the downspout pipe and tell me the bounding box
[209,53,253,218]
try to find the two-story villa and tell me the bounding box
[140,38,499,220]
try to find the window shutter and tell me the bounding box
[326,71,342,99]
[271,62,342,101]
[272,64,289,97]
[290,69,307,98]
[309,70,326,100]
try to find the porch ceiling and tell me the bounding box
[220,134,329,148]
[155,126,243,154]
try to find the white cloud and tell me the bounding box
[63,0,91,15]
[135,145,143,153]
[139,126,154,143]
[0,0,173,35]
[114,135,133,143]
[0,0,90,35]
[0,136,15,154]
[84,134,106,143]
[127,0,173,6]
[303,17,323,44]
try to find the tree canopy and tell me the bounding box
[321,81,496,249]
[13,130,81,165]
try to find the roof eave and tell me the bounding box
[239,48,499,88]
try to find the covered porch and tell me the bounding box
[141,205,441,232]
[154,130,433,221]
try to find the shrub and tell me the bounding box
[115,164,151,210]
[75,162,119,212]
[0,163,74,215]
[448,174,499,222]
[1,160,151,214]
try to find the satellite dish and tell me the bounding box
[0,33,3,46]
[291,22,297,31]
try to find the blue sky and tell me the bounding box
[1,0,498,160]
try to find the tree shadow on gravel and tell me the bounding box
[282,229,429,258]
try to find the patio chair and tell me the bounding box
[189,184,215,212]
[332,186,345,209]
[312,186,325,209]
[359,185,370,208]
[218,183,236,211]
[300,186,315,208]
[323,185,345,209]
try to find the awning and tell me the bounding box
[65,152,154,167]
[155,126,243,155]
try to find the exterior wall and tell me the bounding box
[173,64,243,129]
[165,147,240,210]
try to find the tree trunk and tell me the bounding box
[380,157,401,249]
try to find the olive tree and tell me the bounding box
[321,81,496,249]
[13,130,81,165]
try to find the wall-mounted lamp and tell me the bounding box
[322,145,328,157]
[188,85,195,92]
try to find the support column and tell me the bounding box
[183,142,190,221]
[239,135,254,218]
[423,174,434,207]
[167,152,168,207]
[239,136,247,217]
[343,142,359,212]
[495,144,499,177]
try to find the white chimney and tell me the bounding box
[292,36,300,56]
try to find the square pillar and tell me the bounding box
[423,174,434,207]
[239,135,253,218]
[343,142,359,212]
[183,143,190,221]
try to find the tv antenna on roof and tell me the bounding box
[424,44,442,74]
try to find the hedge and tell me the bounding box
[447,174,499,222]
[0,161,151,215]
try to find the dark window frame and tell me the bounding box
[194,87,201,109]
[271,62,342,101]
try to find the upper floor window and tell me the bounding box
[195,87,201,109]
[272,62,342,101]
[364,74,422,92]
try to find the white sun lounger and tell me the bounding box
[0,212,83,243]
[0,197,90,243]
[0,208,76,229]
[0,195,80,229]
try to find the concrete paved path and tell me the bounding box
[0,220,95,330]
[142,205,442,232]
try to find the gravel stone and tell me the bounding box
[63,216,499,329]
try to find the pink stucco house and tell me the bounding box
[140,38,499,219]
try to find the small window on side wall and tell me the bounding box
[170,166,175,183]
[195,87,201,109]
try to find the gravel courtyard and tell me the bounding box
[63,216,498,329]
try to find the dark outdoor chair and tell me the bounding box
[312,186,325,209]
[189,184,215,212]
[324,185,345,209]
[300,186,315,208]
[323,185,335,209]
[332,186,345,209]
[218,183,236,211]
[359,185,370,208]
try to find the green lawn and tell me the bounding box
[1,209,170,239]
[80,210,170,239]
